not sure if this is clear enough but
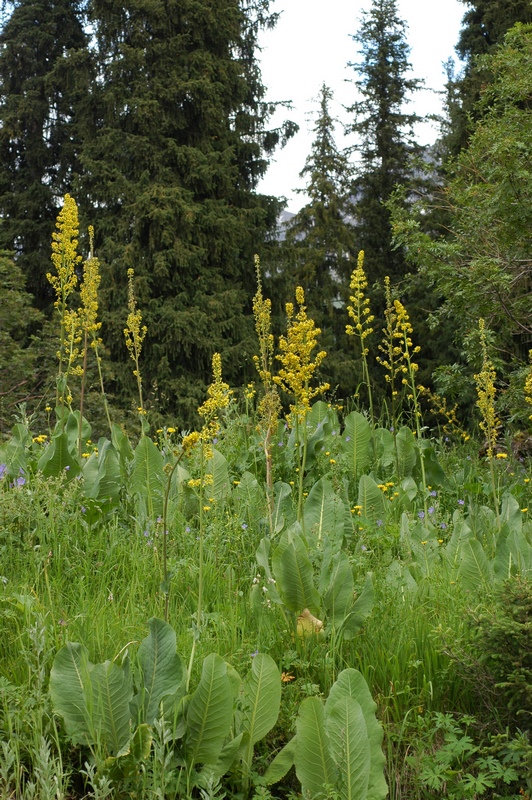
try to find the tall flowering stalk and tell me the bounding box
[77,226,112,451]
[475,318,501,528]
[394,298,429,521]
[252,256,281,526]
[186,353,232,689]
[274,286,329,522]
[524,350,532,423]
[47,194,82,412]
[124,268,147,430]
[346,250,375,420]
[376,277,408,438]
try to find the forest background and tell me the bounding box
[1,0,532,436]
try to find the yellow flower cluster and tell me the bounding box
[47,194,81,305]
[274,287,329,421]
[198,353,232,423]
[124,268,147,373]
[346,251,374,354]
[79,227,102,341]
[376,278,410,388]
[524,349,532,421]
[253,256,275,387]
[474,319,499,459]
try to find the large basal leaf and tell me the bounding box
[323,551,355,627]
[207,449,230,501]
[341,574,374,639]
[325,670,387,800]
[131,436,164,518]
[90,660,133,756]
[234,471,262,508]
[414,442,446,488]
[357,476,387,525]
[64,411,91,454]
[273,481,293,534]
[50,642,94,745]
[111,423,134,483]
[272,534,320,615]
[82,439,121,508]
[303,479,345,545]
[342,412,371,477]
[198,732,244,786]
[186,653,233,766]
[133,618,184,725]
[373,427,395,470]
[505,528,532,577]
[103,723,153,782]
[295,697,338,797]
[326,695,370,800]
[38,432,81,479]
[396,427,416,477]
[458,538,494,592]
[239,654,281,772]
[263,736,297,785]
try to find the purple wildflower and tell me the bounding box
[418,511,425,520]
[428,506,435,515]
[241,523,248,530]
[458,499,465,506]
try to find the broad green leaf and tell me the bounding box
[325,670,387,800]
[206,449,230,501]
[198,733,244,785]
[38,432,81,479]
[111,423,134,483]
[134,618,184,725]
[342,412,371,477]
[255,538,282,605]
[239,654,281,774]
[103,724,153,782]
[458,538,494,592]
[90,660,133,755]
[83,439,121,509]
[396,427,416,477]
[273,481,292,534]
[186,653,233,766]
[323,551,355,627]
[295,697,337,797]
[506,528,532,576]
[64,411,91,454]
[131,436,164,518]
[357,475,386,525]
[414,443,446,487]
[272,534,320,615]
[326,696,370,800]
[263,736,297,785]
[500,491,522,535]
[341,574,374,639]
[373,427,395,470]
[303,479,344,545]
[234,471,262,507]
[50,642,94,745]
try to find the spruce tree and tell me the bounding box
[284,84,357,397]
[0,0,89,309]
[77,0,292,425]
[348,0,422,288]
[445,0,532,156]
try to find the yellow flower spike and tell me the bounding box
[274,286,329,423]
[474,319,499,460]
[124,268,148,416]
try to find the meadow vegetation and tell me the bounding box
[0,197,531,800]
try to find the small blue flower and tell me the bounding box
[429,490,437,497]
[458,499,465,506]
[0,464,6,478]
[345,436,351,442]
[376,519,383,527]
[440,523,447,529]
[418,511,425,520]
[428,506,435,515]
[241,523,248,530]
[250,649,259,658]
[185,526,191,533]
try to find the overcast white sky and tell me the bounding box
[257,0,466,211]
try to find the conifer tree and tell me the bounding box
[0,0,89,308]
[444,0,532,156]
[348,0,422,288]
[77,0,292,424]
[284,84,357,396]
